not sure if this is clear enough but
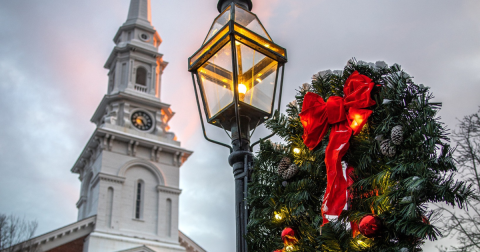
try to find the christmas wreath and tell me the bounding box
[246,60,473,251]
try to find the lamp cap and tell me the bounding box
[217,0,253,12]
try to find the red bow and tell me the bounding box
[299,71,376,226]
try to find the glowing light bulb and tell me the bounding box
[256,78,262,83]
[238,84,247,94]
[238,84,247,102]
[285,245,294,251]
[350,114,364,131]
[293,148,301,154]
[274,212,283,221]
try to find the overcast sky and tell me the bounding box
[0,0,479,251]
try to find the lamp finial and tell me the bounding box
[217,0,253,13]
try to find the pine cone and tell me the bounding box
[277,157,291,176]
[380,140,396,157]
[282,163,299,179]
[391,125,404,145]
[301,83,311,92]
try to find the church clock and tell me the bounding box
[131,111,153,131]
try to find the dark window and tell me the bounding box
[136,67,147,86]
[135,181,142,219]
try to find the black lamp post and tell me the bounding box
[188,1,287,251]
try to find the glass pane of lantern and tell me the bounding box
[190,25,230,66]
[234,6,271,41]
[198,42,234,118]
[235,42,278,113]
[234,24,286,57]
[203,6,231,44]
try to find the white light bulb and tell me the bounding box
[238,84,247,94]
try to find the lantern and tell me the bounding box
[188,1,288,251]
[188,2,288,134]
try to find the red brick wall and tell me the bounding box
[46,236,86,252]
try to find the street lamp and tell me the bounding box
[188,0,287,251]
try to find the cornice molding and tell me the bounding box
[91,172,126,188]
[105,43,163,69]
[178,230,207,252]
[90,92,171,125]
[71,127,193,175]
[156,185,182,195]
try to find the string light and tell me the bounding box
[293,148,301,154]
[274,212,283,221]
[350,113,365,132]
[356,239,370,248]
[285,245,294,251]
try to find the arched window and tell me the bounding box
[135,180,144,219]
[136,67,147,86]
[106,187,114,228]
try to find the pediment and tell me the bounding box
[116,245,157,252]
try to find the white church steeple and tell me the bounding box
[67,1,202,251]
[125,0,153,27]
[105,0,165,99]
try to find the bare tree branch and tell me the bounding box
[438,108,480,251]
[0,214,41,252]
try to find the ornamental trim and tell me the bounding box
[156,185,182,195]
[91,172,126,187]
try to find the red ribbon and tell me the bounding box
[299,71,376,226]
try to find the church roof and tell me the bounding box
[7,216,96,252]
[9,216,206,252]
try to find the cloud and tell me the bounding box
[1,1,479,251]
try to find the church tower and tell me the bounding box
[69,1,197,251]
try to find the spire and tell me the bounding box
[125,0,152,27]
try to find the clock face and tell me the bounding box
[131,111,153,131]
